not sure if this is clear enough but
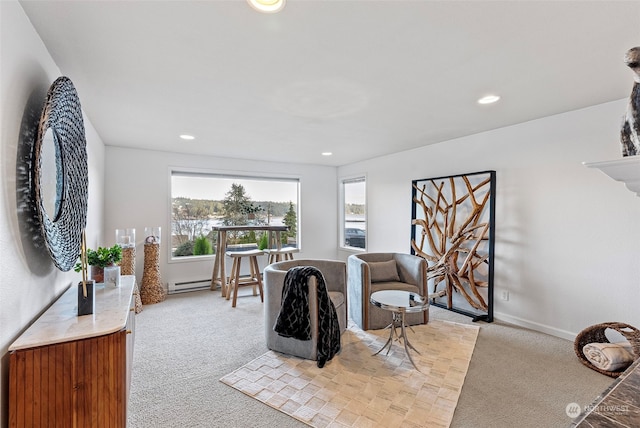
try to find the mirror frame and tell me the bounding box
[33,76,88,271]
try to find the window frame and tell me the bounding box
[168,167,301,263]
[339,174,367,251]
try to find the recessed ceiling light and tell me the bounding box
[477,95,501,105]
[179,134,195,140]
[247,0,285,13]
[322,152,333,156]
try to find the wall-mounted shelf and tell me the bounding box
[583,156,640,197]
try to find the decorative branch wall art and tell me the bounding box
[411,170,495,322]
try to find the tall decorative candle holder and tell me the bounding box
[140,227,166,305]
[116,228,143,312]
[116,228,136,275]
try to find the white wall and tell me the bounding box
[338,100,640,339]
[103,147,338,288]
[0,1,105,423]
[2,2,638,422]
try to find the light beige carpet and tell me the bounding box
[220,320,479,428]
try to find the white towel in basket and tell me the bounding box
[583,342,634,372]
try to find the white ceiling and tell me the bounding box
[19,0,640,167]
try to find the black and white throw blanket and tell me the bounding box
[274,266,341,368]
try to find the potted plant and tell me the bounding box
[74,244,123,283]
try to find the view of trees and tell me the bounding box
[282,201,297,242]
[171,183,297,257]
[345,203,365,215]
[172,198,216,245]
[222,183,255,227]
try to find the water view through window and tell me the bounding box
[170,171,299,259]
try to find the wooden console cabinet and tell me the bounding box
[8,276,136,427]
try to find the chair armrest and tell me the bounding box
[264,267,288,329]
[347,255,372,306]
[348,255,370,287]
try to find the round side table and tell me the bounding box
[370,290,429,371]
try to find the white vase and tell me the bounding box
[104,265,121,287]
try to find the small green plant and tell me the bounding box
[74,244,122,272]
[174,240,195,257]
[258,233,268,250]
[193,236,213,255]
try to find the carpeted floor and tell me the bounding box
[127,288,612,428]
[220,320,479,427]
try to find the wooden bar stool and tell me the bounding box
[225,249,265,307]
[266,247,299,264]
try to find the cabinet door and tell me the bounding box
[9,331,128,427]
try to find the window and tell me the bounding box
[341,177,366,249]
[170,170,299,260]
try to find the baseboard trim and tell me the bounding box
[168,278,211,294]
[493,311,577,341]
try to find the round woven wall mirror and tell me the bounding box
[33,76,88,271]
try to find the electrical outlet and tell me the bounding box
[500,291,509,301]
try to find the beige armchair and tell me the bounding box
[348,253,428,331]
[264,259,347,361]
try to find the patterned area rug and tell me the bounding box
[220,320,479,427]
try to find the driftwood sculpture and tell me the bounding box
[621,47,640,157]
[411,173,493,313]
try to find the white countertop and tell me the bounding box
[9,275,135,351]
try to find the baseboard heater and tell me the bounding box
[168,278,211,294]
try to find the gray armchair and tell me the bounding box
[264,259,347,360]
[348,253,428,330]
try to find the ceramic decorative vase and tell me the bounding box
[78,280,95,316]
[104,265,121,287]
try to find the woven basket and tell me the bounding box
[574,322,640,377]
